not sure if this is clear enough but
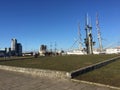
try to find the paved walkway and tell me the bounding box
[0,69,115,90]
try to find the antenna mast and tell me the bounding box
[96,13,103,52]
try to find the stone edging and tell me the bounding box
[70,56,120,78]
[0,65,71,79]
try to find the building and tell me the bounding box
[0,50,6,57]
[39,45,47,56]
[11,38,17,52]
[6,48,11,56]
[17,43,22,56]
[22,52,33,56]
[11,38,22,56]
[106,48,120,54]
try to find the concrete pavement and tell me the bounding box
[0,69,115,90]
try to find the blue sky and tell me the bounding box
[0,0,120,52]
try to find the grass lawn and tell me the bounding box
[75,59,120,87]
[0,56,32,60]
[0,54,119,72]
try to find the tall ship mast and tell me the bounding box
[78,22,82,50]
[96,13,103,52]
[84,14,95,54]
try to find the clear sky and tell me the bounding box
[0,0,120,52]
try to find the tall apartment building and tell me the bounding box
[11,38,22,56]
[11,38,17,52]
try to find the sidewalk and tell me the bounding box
[0,69,115,90]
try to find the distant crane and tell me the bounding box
[96,13,103,52]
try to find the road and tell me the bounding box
[0,69,115,90]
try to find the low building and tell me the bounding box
[0,50,6,57]
[22,52,33,56]
[106,48,120,54]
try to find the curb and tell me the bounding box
[0,65,71,79]
[70,56,120,78]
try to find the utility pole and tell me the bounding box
[54,41,57,55]
[50,42,52,53]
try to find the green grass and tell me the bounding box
[0,54,119,72]
[75,59,120,87]
[0,56,32,60]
